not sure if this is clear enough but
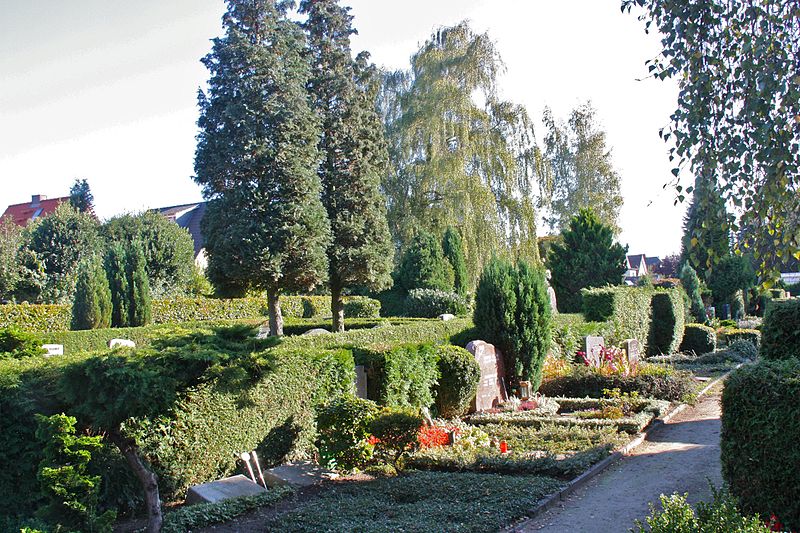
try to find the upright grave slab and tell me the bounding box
[466,340,508,411]
[584,335,605,366]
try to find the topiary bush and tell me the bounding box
[679,263,706,323]
[721,328,760,349]
[404,288,470,318]
[0,326,46,359]
[354,343,440,410]
[680,323,716,355]
[316,396,379,471]
[582,286,653,351]
[727,339,758,360]
[434,345,480,418]
[721,359,800,530]
[647,289,686,355]
[760,299,800,360]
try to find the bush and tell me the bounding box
[343,297,381,319]
[647,289,686,355]
[368,408,424,468]
[727,339,758,360]
[538,365,695,402]
[434,345,480,418]
[316,396,379,471]
[679,263,707,323]
[760,299,800,360]
[396,231,454,293]
[0,326,46,359]
[549,314,609,361]
[71,258,112,331]
[721,359,800,530]
[721,328,760,348]
[404,288,469,318]
[680,323,716,355]
[354,344,440,410]
[582,286,653,350]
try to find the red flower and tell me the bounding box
[417,425,451,448]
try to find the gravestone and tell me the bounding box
[583,336,605,366]
[623,338,640,367]
[186,474,265,505]
[302,328,330,336]
[354,365,368,399]
[108,339,135,349]
[465,340,508,411]
[545,269,558,315]
[256,324,270,339]
[438,313,455,321]
[42,344,63,356]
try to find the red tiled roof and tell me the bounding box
[1,196,69,226]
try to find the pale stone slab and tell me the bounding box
[185,474,266,505]
[623,338,640,367]
[438,313,456,321]
[584,336,605,366]
[109,339,135,349]
[256,324,270,339]
[42,344,63,356]
[302,328,330,336]
[263,462,337,488]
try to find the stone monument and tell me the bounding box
[465,340,508,411]
[545,269,558,315]
[583,335,605,367]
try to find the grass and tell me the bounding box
[264,471,562,532]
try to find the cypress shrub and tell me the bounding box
[721,359,800,530]
[679,263,706,323]
[70,258,112,331]
[680,323,716,355]
[473,257,516,374]
[105,244,129,328]
[760,299,800,360]
[127,241,151,327]
[396,231,454,293]
[442,227,468,296]
[647,289,685,356]
[434,345,480,418]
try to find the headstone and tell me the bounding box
[302,328,330,336]
[465,340,508,411]
[721,304,731,320]
[545,269,558,315]
[354,365,368,399]
[583,336,605,367]
[42,344,63,356]
[438,313,456,321]
[707,306,716,320]
[256,324,270,339]
[108,339,135,349]
[263,462,337,488]
[420,406,434,426]
[623,338,640,367]
[186,474,265,505]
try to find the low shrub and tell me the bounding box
[316,396,379,471]
[727,339,758,360]
[434,345,480,418]
[368,408,424,468]
[680,323,716,355]
[0,327,46,359]
[647,289,685,356]
[721,359,800,530]
[721,328,761,349]
[549,314,609,361]
[760,299,800,360]
[354,344,440,410]
[404,288,469,318]
[582,286,653,351]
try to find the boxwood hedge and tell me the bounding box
[760,299,800,360]
[680,323,717,355]
[647,289,686,356]
[581,286,653,350]
[721,359,800,530]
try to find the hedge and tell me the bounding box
[680,323,717,355]
[760,299,800,360]
[720,328,761,349]
[537,365,695,402]
[721,359,800,530]
[549,313,610,361]
[0,295,381,332]
[354,344,440,410]
[647,289,685,356]
[581,286,653,350]
[434,345,480,418]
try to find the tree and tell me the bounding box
[105,244,130,328]
[0,217,25,301]
[396,230,454,293]
[103,212,195,298]
[624,0,800,283]
[379,22,541,286]
[69,179,94,214]
[679,262,706,323]
[28,204,101,303]
[300,0,393,333]
[707,255,756,310]
[540,102,624,234]
[126,241,151,327]
[71,257,112,330]
[549,208,628,313]
[442,227,468,296]
[680,176,732,281]
[194,0,331,336]
[652,253,681,278]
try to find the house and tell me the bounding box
[154,202,207,268]
[1,195,69,226]
[624,254,661,285]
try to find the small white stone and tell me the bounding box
[109,338,135,349]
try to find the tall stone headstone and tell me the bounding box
[583,336,605,367]
[354,365,368,399]
[466,340,508,412]
[623,338,640,367]
[545,269,558,315]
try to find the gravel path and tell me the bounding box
[512,387,724,533]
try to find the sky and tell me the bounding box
[0,0,686,257]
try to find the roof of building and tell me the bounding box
[154,202,206,257]
[1,195,70,226]
[645,256,661,267]
[627,254,647,269]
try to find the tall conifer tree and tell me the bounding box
[680,176,731,280]
[195,0,330,336]
[300,0,393,332]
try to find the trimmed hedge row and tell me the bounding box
[680,323,717,355]
[647,289,685,356]
[538,365,695,402]
[355,344,440,410]
[582,286,653,350]
[760,299,800,360]
[720,328,761,348]
[549,313,610,361]
[721,359,800,530]
[0,295,381,332]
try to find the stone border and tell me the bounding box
[506,368,736,532]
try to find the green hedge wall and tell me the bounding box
[581,286,653,350]
[760,299,800,360]
[549,313,610,361]
[680,323,717,355]
[720,328,761,348]
[647,289,685,356]
[434,345,481,418]
[0,295,381,332]
[354,344,440,410]
[721,359,800,530]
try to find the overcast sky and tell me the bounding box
[0,0,687,257]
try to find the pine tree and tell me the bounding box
[71,257,112,330]
[195,0,330,336]
[105,244,129,328]
[442,227,468,296]
[126,241,151,327]
[300,0,393,333]
[69,179,94,214]
[396,230,454,293]
[680,175,732,281]
[679,262,706,323]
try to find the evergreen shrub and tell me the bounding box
[647,289,685,355]
[760,299,800,360]
[582,286,653,350]
[679,323,716,355]
[396,231,454,292]
[71,258,112,331]
[354,344,440,410]
[0,327,46,359]
[404,288,470,318]
[721,328,760,349]
[316,396,379,470]
[434,345,480,418]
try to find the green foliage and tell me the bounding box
[721,329,760,350]
[550,208,628,313]
[316,396,379,471]
[680,176,732,280]
[680,324,717,355]
[368,408,424,468]
[760,299,800,361]
[434,345,480,418]
[549,313,610,361]
[582,286,653,351]
[442,227,469,296]
[404,288,469,318]
[104,243,129,328]
[71,257,112,331]
[35,413,115,532]
[69,179,94,214]
[721,359,800,530]
[707,255,755,308]
[513,260,553,390]
[126,241,151,327]
[396,230,454,293]
[355,343,440,410]
[0,326,46,359]
[728,339,758,361]
[0,215,45,302]
[634,490,771,533]
[648,289,685,356]
[679,263,706,323]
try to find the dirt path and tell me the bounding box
[512,388,724,533]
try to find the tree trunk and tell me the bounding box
[108,428,162,533]
[331,282,345,333]
[267,287,283,337]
